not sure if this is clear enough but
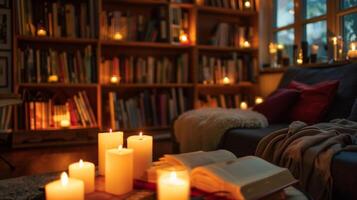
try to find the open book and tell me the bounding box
[147,150,297,200]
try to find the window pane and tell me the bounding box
[276,29,294,63]
[342,12,357,49]
[275,0,294,27]
[304,0,327,19]
[341,0,357,9]
[305,20,327,62]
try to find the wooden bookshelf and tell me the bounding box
[11,0,259,147]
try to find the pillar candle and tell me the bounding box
[105,145,133,195]
[127,132,153,179]
[68,159,95,193]
[45,172,84,200]
[98,129,123,175]
[158,170,190,200]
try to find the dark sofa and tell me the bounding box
[219,62,357,200]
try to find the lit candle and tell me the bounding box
[222,76,231,85]
[98,129,123,175]
[113,32,123,40]
[105,145,133,195]
[60,119,70,128]
[37,28,47,36]
[255,97,264,105]
[179,31,189,44]
[297,48,303,65]
[110,76,120,84]
[48,75,59,83]
[158,169,190,200]
[240,101,248,110]
[244,0,251,9]
[347,42,357,59]
[68,159,95,193]
[45,172,84,200]
[127,132,153,179]
[243,41,251,48]
[332,37,338,60]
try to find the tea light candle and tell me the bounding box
[243,41,251,48]
[127,132,153,179]
[222,76,231,85]
[348,42,357,59]
[179,31,189,44]
[255,97,264,105]
[68,159,95,193]
[244,0,251,8]
[98,129,123,175]
[240,101,248,110]
[37,28,47,36]
[110,76,120,84]
[113,32,123,40]
[105,145,133,195]
[60,119,70,128]
[158,170,190,200]
[48,75,59,83]
[45,172,84,200]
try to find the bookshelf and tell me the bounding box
[12,0,259,147]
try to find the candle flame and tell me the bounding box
[243,41,251,48]
[79,159,83,168]
[139,131,143,137]
[61,172,69,186]
[169,172,178,182]
[118,145,123,151]
[277,44,284,50]
[179,31,189,44]
[244,0,251,8]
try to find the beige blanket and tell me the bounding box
[174,108,268,153]
[255,119,357,200]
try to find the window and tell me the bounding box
[340,1,357,50]
[304,0,327,19]
[341,0,357,9]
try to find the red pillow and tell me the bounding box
[288,80,339,124]
[253,89,301,123]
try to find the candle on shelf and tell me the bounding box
[68,159,95,193]
[179,31,189,44]
[222,76,231,85]
[244,0,251,8]
[240,101,248,110]
[269,43,278,68]
[37,28,47,36]
[158,168,190,200]
[45,172,84,200]
[127,131,153,179]
[347,42,357,59]
[332,36,338,61]
[297,48,303,65]
[98,129,123,175]
[110,75,120,84]
[310,44,319,63]
[60,119,70,128]
[243,40,251,48]
[113,32,123,41]
[255,97,264,105]
[48,75,59,83]
[105,145,133,195]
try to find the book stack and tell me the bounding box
[199,54,258,84]
[196,94,243,108]
[16,0,97,38]
[101,54,189,84]
[201,0,258,11]
[21,90,97,130]
[169,7,190,43]
[17,45,97,84]
[100,7,168,42]
[210,23,253,47]
[107,88,187,129]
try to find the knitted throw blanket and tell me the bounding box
[174,108,268,153]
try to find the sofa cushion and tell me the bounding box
[288,80,339,124]
[218,124,289,157]
[253,89,301,123]
[348,99,357,121]
[278,63,357,120]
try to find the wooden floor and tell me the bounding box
[0,139,173,180]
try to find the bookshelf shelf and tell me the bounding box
[100,40,194,49]
[170,2,195,9]
[15,126,99,133]
[197,45,258,52]
[197,6,257,16]
[102,0,168,5]
[16,36,98,44]
[196,82,254,88]
[17,83,98,89]
[101,83,194,89]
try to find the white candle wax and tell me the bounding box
[105,145,133,195]
[45,172,84,200]
[98,130,123,175]
[158,170,190,200]
[68,159,95,193]
[127,132,153,179]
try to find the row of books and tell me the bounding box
[17,46,97,84]
[0,106,12,131]
[16,0,97,37]
[170,7,190,43]
[210,23,253,47]
[100,8,168,42]
[107,88,188,129]
[21,91,97,130]
[196,94,247,108]
[198,54,258,84]
[100,54,189,84]
[201,0,258,11]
